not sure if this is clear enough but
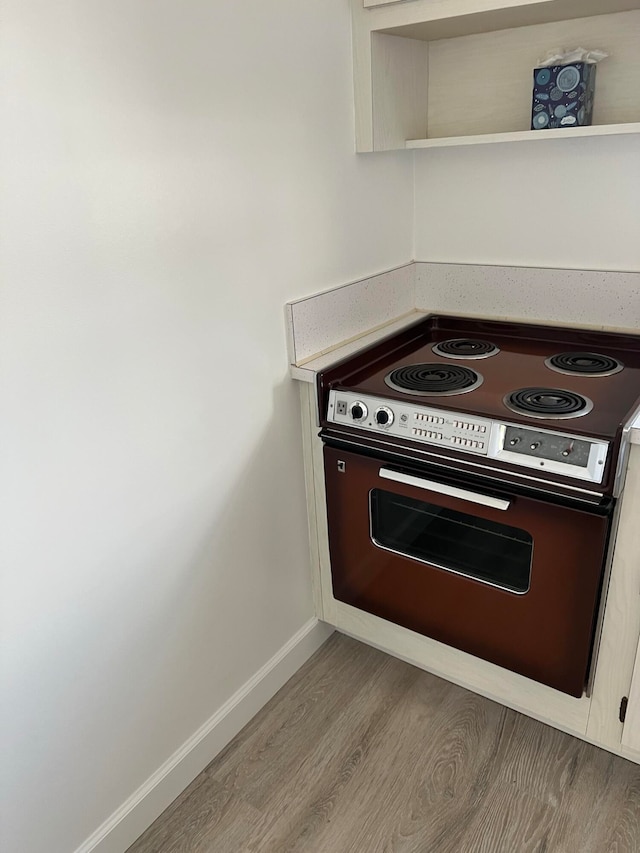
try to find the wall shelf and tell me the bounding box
[373,0,640,42]
[352,0,640,152]
[406,122,640,149]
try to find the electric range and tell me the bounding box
[316,315,640,696]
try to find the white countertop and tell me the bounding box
[289,310,426,383]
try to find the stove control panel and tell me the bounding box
[491,424,608,484]
[327,390,609,484]
[502,426,591,467]
[327,391,492,456]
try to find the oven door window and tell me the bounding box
[370,489,533,594]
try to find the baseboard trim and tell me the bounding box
[74,618,334,853]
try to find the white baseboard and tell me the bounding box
[74,618,334,853]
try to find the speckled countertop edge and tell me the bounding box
[290,310,426,383]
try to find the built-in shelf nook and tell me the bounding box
[352,0,640,151]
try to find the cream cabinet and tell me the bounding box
[617,449,640,757]
[586,442,640,760]
[622,644,640,754]
[352,0,640,151]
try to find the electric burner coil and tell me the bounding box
[504,387,593,419]
[432,339,500,359]
[545,352,623,377]
[385,364,483,396]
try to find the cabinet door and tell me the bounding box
[622,640,640,753]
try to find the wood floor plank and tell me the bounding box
[443,779,566,853]
[322,680,457,843]
[205,634,395,805]
[490,710,611,806]
[127,774,261,853]
[482,711,634,853]
[240,650,421,851]
[127,633,640,853]
[322,677,513,853]
[586,765,640,853]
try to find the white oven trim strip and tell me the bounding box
[379,467,511,510]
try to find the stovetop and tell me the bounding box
[318,316,640,496]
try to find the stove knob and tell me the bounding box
[350,401,368,422]
[509,437,521,446]
[374,406,394,428]
[530,441,541,450]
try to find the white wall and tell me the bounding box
[413,136,640,272]
[0,3,413,852]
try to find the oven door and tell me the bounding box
[323,445,612,697]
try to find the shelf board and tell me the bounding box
[376,0,640,42]
[405,122,640,149]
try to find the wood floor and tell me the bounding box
[127,633,640,853]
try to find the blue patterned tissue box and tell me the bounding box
[531,63,596,130]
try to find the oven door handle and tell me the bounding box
[379,468,511,511]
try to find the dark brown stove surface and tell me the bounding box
[320,316,640,442]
